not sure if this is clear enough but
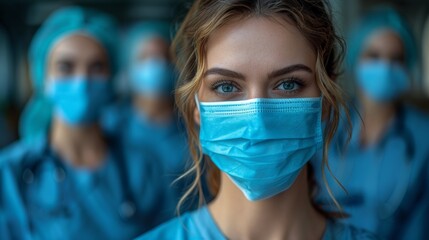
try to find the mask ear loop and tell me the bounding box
[194,94,202,129]
[194,93,201,112]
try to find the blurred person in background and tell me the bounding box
[102,21,198,221]
[0,7,166,239]
[312,6,429,240]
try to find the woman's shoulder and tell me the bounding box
[325,219,378,240]
[137,206,225,240]
[136,212,194,240]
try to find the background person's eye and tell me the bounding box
[90,62,107,75]
[365,51,380,61]
[392,55,405,65]
[57,62,74,76]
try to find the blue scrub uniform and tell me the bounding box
[137,205,376,239]
[312,105,429,239]
[102,101,192,220]
[0,135,165,240]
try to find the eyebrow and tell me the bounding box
[204,64,313,80]
[204,68,245,80]
[54,55,76,63]
[55,55,108,65]
[54,58,74,66]
[268,64,313,79]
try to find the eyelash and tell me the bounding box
[274,77,305,94]
[211,80,240,95]
[209,77,306,97]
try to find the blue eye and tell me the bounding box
[275,80,302,92]
[214,82,239,94]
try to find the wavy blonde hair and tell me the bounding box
[172,0,350,213]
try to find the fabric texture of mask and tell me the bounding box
[46,76,112,125]
[198,97,323,201]
[130,59,175,96]
[356,61,409,102]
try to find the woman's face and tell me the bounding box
[198,16,319,102]
[360,29,405,66]
[47,34,110,80]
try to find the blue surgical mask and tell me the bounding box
[130,58,175,96]
[46,76,112,125]
[198,97,323,201]
[356,61,409,102]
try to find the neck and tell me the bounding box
[50,117,107,169]
[209,165,326,239]
[359,94,396,146]
[133,94,174,124]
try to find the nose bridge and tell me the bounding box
[73,59,91,77]
[74,64,88,77]
[247,78,269,99]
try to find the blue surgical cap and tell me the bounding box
[347,6,418,72]
[20,6,119,142]
[123,21,172,66]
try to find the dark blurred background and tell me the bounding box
[0,0,428,144]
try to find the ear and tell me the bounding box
[194,105,201,126]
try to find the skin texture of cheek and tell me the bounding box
[199,16,318,102]
[47,34,109,80]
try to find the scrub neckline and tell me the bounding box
[192,205,226,239]
[198,205,337,240]
[351,102,398,152]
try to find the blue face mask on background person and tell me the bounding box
[356,61,409,102]
[130,58,175,96]
[198,97,323,201]
[46,76,111,125]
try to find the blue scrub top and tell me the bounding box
[101,101,192,219]
[0,135,166,240]
[312,104,429,239]
[137,205,376,240]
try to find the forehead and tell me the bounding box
[363,29,404,53]
[135,36,168,55]
[49,34,107,61]
[205,16,315,72]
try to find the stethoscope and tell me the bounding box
[342,103,415,220]
[20,136,141,225]
[376,104,414,219]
